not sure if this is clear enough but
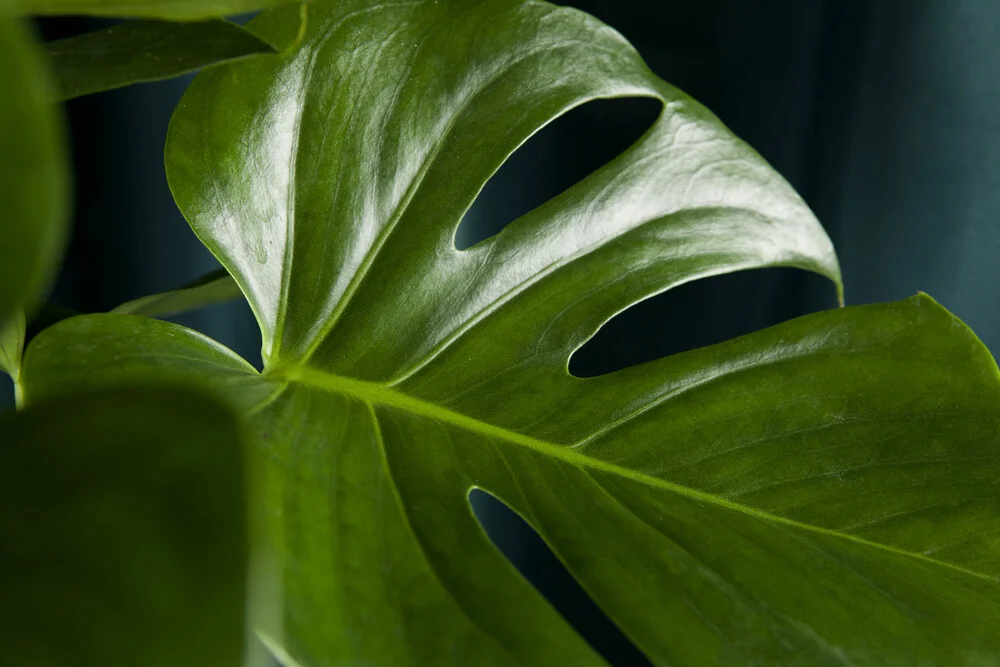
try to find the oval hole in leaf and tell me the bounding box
[469,488,652,667]
[570,267,839,378]
[455,97,662,250]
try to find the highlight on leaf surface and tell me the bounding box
[18,0,1000,665]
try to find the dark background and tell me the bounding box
[8,2,1000,664]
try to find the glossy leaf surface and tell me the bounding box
[0,19,68,332]
[46,19,278,101]
[8,0,304,20]
[166,0,840,366]
[23,0,1000,665]
[0,386,247,666]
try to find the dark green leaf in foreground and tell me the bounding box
[0,387,247,667]
[0,19,69,331]
[21,0,1000,665]
[8,0,304,20]
[45,19,279,101]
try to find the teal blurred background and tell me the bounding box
[6,2,999,664]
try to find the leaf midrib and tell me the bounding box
[266,362,998,585]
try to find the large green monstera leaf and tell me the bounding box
[19,0,1000,665]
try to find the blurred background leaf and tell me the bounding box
[6,0,305,20]
[45,19,278,100]
[111,268,242,319]
[0,386,247,667]
[0,18,69,335]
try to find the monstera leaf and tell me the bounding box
[19,0,1000,665]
